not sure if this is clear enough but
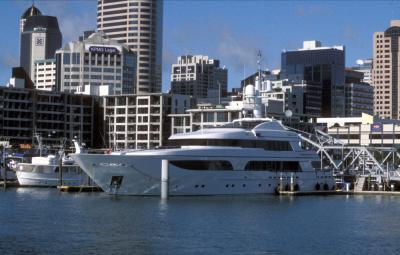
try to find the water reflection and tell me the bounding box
[1,189,400,254]
[14,187,52,200]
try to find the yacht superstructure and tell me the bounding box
[72,119,335,195]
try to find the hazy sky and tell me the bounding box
[1,0,400,91]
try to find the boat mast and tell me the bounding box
[34,132,43,157]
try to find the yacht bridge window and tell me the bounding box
[245,161,301,172]
[168,139,292,151]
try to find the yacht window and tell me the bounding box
[245,161,301,172]
[170,160,233,171]
[168,139,292,151]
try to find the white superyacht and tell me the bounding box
[72,119,335,195]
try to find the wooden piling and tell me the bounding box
[59,152,63,187]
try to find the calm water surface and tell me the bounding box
[0,188,400,255]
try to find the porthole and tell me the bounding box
[258,184,261,187]
[242,184,246,188]
[201,185,205,188]
[268,184,271,187]
[195,185,199,188]
[232,184,235,187]
[226,184,229,188]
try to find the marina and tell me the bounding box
[3,118,400,197]
[1,1,400,254]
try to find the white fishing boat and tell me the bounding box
[15,139,89,187]
[15,154,86,187]
[72,118,335,195]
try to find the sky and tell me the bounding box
[0,0,400,92]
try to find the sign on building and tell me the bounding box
[370,123,383,132]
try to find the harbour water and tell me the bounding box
[1,189,400,255]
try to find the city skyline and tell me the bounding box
[1,0,400,91]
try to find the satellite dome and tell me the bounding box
[245,84,255,97]
[21,4,42,19]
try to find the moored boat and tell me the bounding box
[72,118,335,195]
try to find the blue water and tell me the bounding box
[0,189,400,255]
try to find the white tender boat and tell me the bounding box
[72,119,335,195]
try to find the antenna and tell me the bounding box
[257,50,262,82]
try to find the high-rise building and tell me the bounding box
[20,4,62,80]
[372,20,400,119]
[55,31,136,95]
[97,0,163,94]
[170,55,228,102]
[20,4,42,33]
[281,40,345,117]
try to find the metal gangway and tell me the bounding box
[289,126,400,189]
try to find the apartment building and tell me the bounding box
[33,59,56,91]
[103,93,191,149]
[170,55,228,102]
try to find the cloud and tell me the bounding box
[0,52,18,70]
[343,26,358,41]
[20,0,97,43]
[0,52,18,84]
[217,30,262,73]
[59,13,96,43]
[295,6,323,17]
[162,18,273,89]
[162,47,177,72]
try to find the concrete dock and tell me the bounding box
[277,190,400,196]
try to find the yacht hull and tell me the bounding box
[72,152,335,196]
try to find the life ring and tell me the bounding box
[315,183,321,191]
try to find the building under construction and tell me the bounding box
[0,86,102,149]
